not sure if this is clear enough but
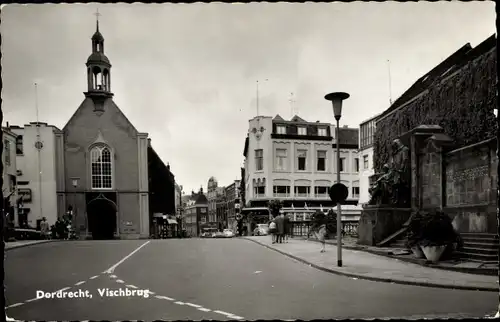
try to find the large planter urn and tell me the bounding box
[411,245,425,259]
[421,245,447,263]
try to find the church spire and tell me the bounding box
[85,9,113,111]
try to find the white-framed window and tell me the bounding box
[354,158,360,172]
[276,125,286,134]
[254,186,266,197]
[273,185,290,197]
[4,140,10,166]
[352,187,360,198]
[297,150,307,171]
[339,157,346,172]
[317,151,326,171]
[255,149,263,171]
[90,145,113,189]
[294,186,310,198]
[318,128,327,136]
[298,127,307,135]
[314,186,328,198]
[275,149,287,171]
[363,155,369,169]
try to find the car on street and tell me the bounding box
[212,231,225,238]
[223,229,235,238]
[253,224,269,236]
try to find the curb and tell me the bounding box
[5,240,55,251]
[304,238,498,276]
[244,237,498,293]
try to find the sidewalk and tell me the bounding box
[244,236,499,292]
[5,240,53,251]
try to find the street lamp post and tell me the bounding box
[71,177,80,235]
[324,92,350,268]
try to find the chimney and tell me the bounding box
[6,122,9,128]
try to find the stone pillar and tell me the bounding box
[410,134,419,210]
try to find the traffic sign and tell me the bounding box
[329,183,348,204]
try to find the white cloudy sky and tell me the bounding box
[1,2,495,193]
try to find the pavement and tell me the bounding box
[304,236,499,275]
[245,236,499,292]
[5,238,498,320]
[5,240,54,251]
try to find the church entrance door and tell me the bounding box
[87,194,117,240]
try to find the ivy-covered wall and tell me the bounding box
[374,48,497,172]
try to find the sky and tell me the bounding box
[1,2,496,194]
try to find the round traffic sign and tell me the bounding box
[329,183,348,204]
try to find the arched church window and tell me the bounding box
[90,145,113,189]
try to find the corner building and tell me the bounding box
[55,21,150,239]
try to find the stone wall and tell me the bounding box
[419,149,442,209]
[443,139,497,233]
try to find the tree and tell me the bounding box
[309,209,338,238]
[267,200,283,217]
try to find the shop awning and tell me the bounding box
[167,219,178,225]
[240,207,271,215]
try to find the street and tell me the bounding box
[6,239,498,320]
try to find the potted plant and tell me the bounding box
[419,210,458,263]
[405,211,425,258]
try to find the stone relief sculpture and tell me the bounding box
[369,139,411,207]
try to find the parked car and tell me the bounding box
[200,232,212,238]
[213,231,225,238]
[223,229,235,238]
[253,224,269,236]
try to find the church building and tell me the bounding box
[54,20,151,239]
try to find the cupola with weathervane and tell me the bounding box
[84,9,113,113]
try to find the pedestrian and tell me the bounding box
[283,213,290,243]
[269,218,277,243]
[40,217,50,240]
[275,212,285,243]
[315,223,327,253]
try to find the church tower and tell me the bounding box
[84,11,113,112]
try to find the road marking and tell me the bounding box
[104,241,150,274]
[58,287,70,292]
[155,295,174,301]
[116,279,125,283]
[6,303,24,308]
[25,298,39,303]
[214,310,233,316]
[174,301,185,305]
[90,275,99,280]
[148,291,155,295]
[186,303,202,308]
[110,275,117,279]
[75,281,85,286]
[198,308,211,312]
[228,315,244,320]
[126,285,138,289]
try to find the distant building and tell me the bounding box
[358,113,380,205]
[2,127,18,226]
[8,122,59,228]
[224,180,241,232]
[183,188,209,237]
[242,114,362,226]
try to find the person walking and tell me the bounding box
[283,213,291,243]
[268,218,277,243]
[275,213,285,243]
[40,217,50,240]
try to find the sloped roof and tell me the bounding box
[273,114,285,121]
[379,34,496,119]
[337,127,359,146]
[195,193,208,205]
[291,115,307,122]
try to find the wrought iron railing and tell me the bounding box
[288,221,359,238]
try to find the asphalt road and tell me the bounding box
[5,238,498,320]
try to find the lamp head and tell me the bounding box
[324,92,350,121]
[71,177,80,188]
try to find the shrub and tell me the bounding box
[419,210,459,247]
[268,199,284,217]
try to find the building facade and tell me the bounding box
[2,127,18,226]
[54,21,150,239]
[242,114,362,222]
[225,180,241,232]
[358,114,380,205]
[183,188,209,237]
[8,123,59,228]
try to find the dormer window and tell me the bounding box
[276,125,286,134]
[318,128,327,136]
[298,127,307,135]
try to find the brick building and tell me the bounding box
[54,21,159,239]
